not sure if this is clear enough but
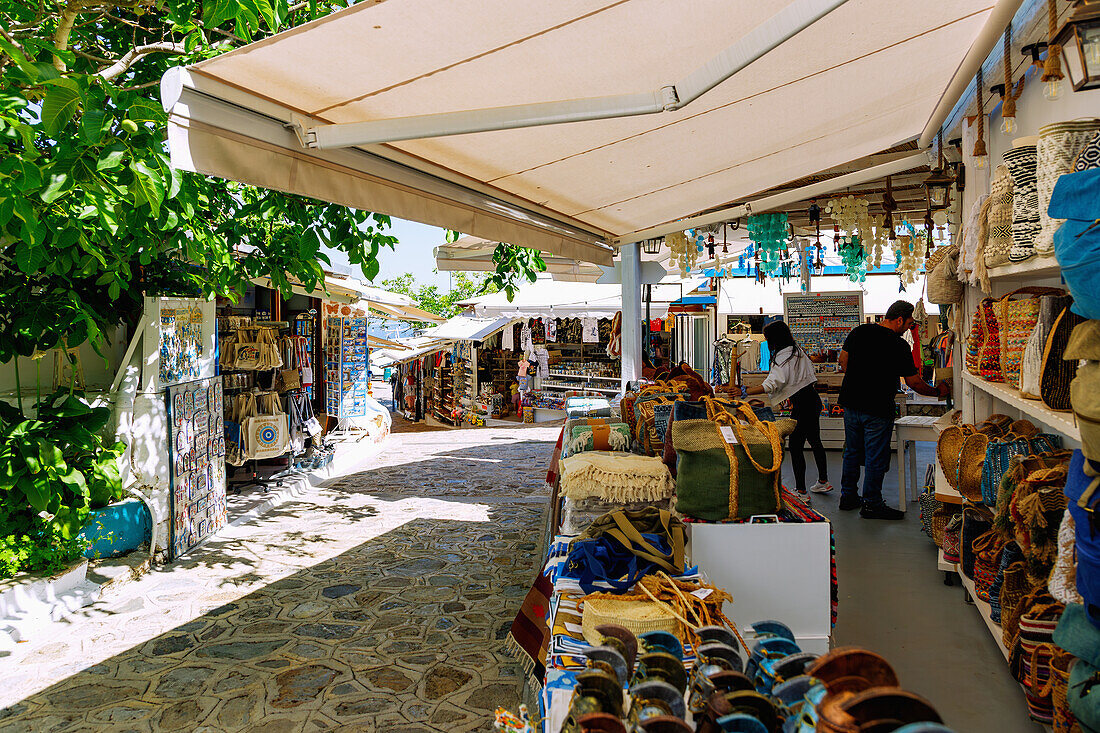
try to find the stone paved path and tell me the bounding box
[0,424,560,732]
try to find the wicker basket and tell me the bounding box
[581,597,681,645]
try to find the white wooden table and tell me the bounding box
[894,415,939,511]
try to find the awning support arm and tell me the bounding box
[291,0,849,149]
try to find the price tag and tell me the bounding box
[691,588,714,600]
[719,426,739,444]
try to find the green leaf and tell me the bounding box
[11,157,43,193]
[130,160,165,216]
[40,84,81,136]
[96,143,126,171]
[19,476,48,513]
[127,98,164,124]
[204,0,240,26]
[36,439,63,469]
[40,171,71,203]
[79,107,111,145]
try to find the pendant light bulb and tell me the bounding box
[1000,116,1017,135]
[1044,78,1063,100]
[974,155,989,170]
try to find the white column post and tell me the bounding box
[621,242,642,389]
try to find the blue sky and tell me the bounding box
[327,217,453,290]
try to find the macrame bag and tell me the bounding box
[1037,118,1100,256]
[927,243,963,305]
[984,164,1015,268]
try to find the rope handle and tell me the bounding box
[714,409,783,474]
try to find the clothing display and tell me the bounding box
[581,317,599,343]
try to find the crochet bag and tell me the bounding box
[1009,591,1066,724]
[985,164,1015,267]
[990,541,1025,624]
[1012,466,1071,585]
[1041,301,1086,412]
[1067,320,1100,464]
[1001,563,1037,649]
[942,514,963,563]
[965,301,988,376]
[1049,509,1085,606]
[1021,295,1070,400]
[971,529,1006,603]
[1037,119,1100,256]
[997,287,1067,387]
[918,463,941,539]
[671,405,785,522]
[975,299,1005,381]
[931,505,958,549]
[981,432,1063,506]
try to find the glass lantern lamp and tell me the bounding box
[1056,1,1100,92]
[641,237,663,255]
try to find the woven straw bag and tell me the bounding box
[1021,296,1067,399]
[1050,648,1081,733]
[997,287,1066,388]
[936,424,972,488]
[581,596,679,644]
[931,505,958,548]
[985,164,1015,267]
[958,432,991,502]
[1036,119,1100,255]
[1000,563,1036,649]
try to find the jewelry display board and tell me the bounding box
[324,316,369,419]
[782,291,864,355]
[166,376,227,560]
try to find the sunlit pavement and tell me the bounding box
[0,424,559,732]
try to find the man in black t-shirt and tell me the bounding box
[837,300,950,520]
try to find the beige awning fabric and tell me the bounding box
[251,274,361,303]
[251,273,445,323]
[367,334,408,350]
[165,1,995,248]
[366,301,445,324]
[435,235,606,280]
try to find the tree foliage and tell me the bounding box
[0,0,399,364]
[380,271,497,325]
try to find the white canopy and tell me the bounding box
[461,275,706,319]
[719,274,939,317]
[163,0,995,256]
[421,315,515,342]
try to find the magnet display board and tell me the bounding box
[166,376,227,560]
[782,291,864,356]
[689,522,832,654]
[324,316,369,418]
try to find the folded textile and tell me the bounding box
[559,451,675,502]
[560,497,672,536]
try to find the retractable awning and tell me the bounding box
[251,273,445,323]
[162,0,997,251]
[420,315,515,342]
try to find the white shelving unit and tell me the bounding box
[986,256,1063,281]
[546,371,619,382]
[539,382,619,394]
[960,372,1080,444]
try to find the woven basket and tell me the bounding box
[959,432,991,502]
[1001,562,1034,649]
[581,596,680,645]
[1009,420,1040,437]
[931,506,958,548]
[1050,648,1081,733]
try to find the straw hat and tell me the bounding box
[581,597,680,645]
[958,432,991,502]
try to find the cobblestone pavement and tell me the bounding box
[0,424,561,732]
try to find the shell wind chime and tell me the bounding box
[745,213,789,278]
[894,220,924,286]
[667,231,697,277]
[825,195,877,281]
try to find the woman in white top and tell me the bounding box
[738,321,831,501]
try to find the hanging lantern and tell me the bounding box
[1054,0,1100,92]
[641,237,663,255]
[923,132,955,210]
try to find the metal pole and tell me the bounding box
[644,284,652,368]
[621,242,643,389]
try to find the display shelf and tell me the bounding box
[986,256,1062,280]
[958,571,1011,662]
[937,548,955,573]
[540,382,619,394]
[547,371,620,382]
[961,372,1080,442]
